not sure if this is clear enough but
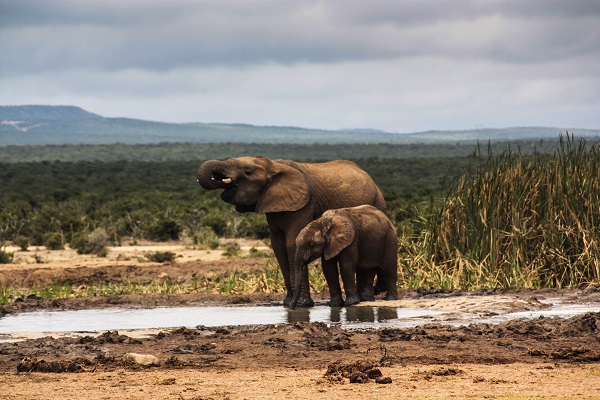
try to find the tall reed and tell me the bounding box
[425,135,600,289]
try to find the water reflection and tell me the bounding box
[286,306,398,324]
[286,308,310,323]
[3,301,599,334]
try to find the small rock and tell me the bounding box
[376,376,393,384]
[123,353,160,367]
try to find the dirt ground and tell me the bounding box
[1,242,600,399]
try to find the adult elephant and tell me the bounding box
[197,156,386,307]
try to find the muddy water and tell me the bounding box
[0,306,442,333]
[1,299,600,333]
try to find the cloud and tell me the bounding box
[1,0,599,131]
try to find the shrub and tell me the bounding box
[71,229,110,255]
[44,232,64,250]
[86,228,109,255]
[0,250,13,264]
[234,214,270,239]
[69,232,88,254]
[202,212,228,237]
[147,218,182,241]
[195,227,220,250]
[222,241,241,257]
[146,251,176,263]
[14,235,29,251]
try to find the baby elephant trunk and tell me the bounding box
[289,258,308,309]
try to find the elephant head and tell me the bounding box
[197,156,310,213]
[289,213,355,309]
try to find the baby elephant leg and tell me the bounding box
[322,258,345,307]
[339,261,361,306]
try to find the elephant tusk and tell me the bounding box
[222,178,232,184]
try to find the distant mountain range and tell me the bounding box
[1,105,598,146]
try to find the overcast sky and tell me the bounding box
[1,0,599,133]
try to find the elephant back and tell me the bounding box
[299,160,386,214]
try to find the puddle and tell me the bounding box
[1,300,599,334]
[0,306,442,333]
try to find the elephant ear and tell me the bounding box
[255,161,310,213]
[324,214,355,260]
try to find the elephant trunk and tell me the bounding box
[289,255,307,309]
[197,160,232,190]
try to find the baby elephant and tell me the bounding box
[290,205,398,309]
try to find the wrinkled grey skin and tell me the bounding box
[290,205,398,309]
[197,156,386,307]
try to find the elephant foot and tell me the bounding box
[328,296,345,307]
[359,292,375,302]
[291,296,314,308]
[344,294,361,306]
[385,292,399,301]
[282,293,293,307]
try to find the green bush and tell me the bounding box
[195,227,220,249]
[234,214,270,239]
[146,251,176,263]
[0,250,13,263]
[147,218,181,241]
[14,235,29,251]
[201,212,228,237]
[69,232,88,254]
[86,228,109,254]
[70,228,109,255]
[222,241,241,257]
[44,232,64,250]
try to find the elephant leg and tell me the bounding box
[322,258,344,307]
[269,230,293,306]
[357,268,376,302]
[339,259,360,306]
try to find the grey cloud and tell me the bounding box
[2,0,600,76]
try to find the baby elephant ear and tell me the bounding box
[324,215,355,260]
[256,161,310,213]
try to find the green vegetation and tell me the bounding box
[0,139,584,163]
[0,260,319,303]
[145,251,176,263]
[0,156,467,247]
[0,249,13,264]
[13,235,29,251]
[428,136,600,289]
[395,136,600,290]
[70,228,109,255]
[1,136,599,298]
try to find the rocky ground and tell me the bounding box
[1,242,599,399]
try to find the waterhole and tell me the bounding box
[1,299,599,334]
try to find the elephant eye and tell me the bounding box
[244,168,253,176]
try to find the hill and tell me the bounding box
[1,105,599,146]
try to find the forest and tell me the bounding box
[0,156,469,245]
[1,136,599,289]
